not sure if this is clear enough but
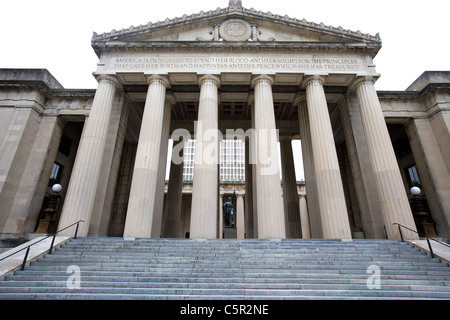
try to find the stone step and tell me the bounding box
[1,286,450,299]
[60,241,413,248]
[29,254,450,266]
[1,293,443,300]
[9,269,450,279]
[55,249,418,256]
[10,264,450,275]
[58,241,413,248]
[64,248,406,254]
[38,251,439,260]
[17,271,448,281]
[1,279,449,292]
[4,274,450,287]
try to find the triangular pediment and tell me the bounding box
[92,5,381,57]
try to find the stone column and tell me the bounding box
[252,75,285,239]
[354,77,418,240]
[297,98,322,238]
[299,195,311,239]
[250,98,259,238]
[303,75,352,239]
[244,138,254,238]
[280,137,302,238]
[90,92,128,236]
[190,75,220,239]
[236,194,245,239]
[123,75,170,238]
[58,75,121,236]
[151,96,173,237]
[219,194,223,239]
[162,139,184,238]
[338,95,385,239]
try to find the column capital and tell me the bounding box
[198,74,221,88]
[349,75,380,91]
[293,93,307,106]
[251,74,274,88]
[165,94,177,106]
[95,74,122,88]
[146,74,170,87]
[301,74,328,88]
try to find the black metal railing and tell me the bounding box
[393,222,450,259]
[0,220,84,271]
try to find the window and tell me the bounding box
[49,162,63,187]
[405,165,421,188]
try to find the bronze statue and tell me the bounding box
[223,197,235,228]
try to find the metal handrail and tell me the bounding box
[393,222,450,259]
[0,220,84,270]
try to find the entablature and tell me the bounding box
[92,41,380,56]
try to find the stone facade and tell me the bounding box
[0,2,448,241]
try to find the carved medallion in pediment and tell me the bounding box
[219,19,252,41]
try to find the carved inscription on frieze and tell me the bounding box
[111,55,362,73]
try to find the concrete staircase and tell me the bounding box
[1,238,450,300]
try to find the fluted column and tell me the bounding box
[123,75,170,238]
[280,137,302,238]
[250,97,259,238]
[304,75,352,239]
[299,195,311,239]
[354,77,418,240]
[162,139,184,238]
[151,95,173,237]
[297,98,322,238]
[252,75,285,239]
[236,194,245,239]
[244,138,254,238]
[219,195,223,239]
[190,75,220,239]
[58,75,121,236]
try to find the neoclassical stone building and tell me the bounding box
[0,1,449,242]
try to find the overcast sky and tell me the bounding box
[1,0,449,91]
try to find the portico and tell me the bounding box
[54,1,420,240]
[5,1,446,243]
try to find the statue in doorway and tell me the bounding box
[223,197,235,228]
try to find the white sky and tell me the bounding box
[1,0,449,90]
[1,0,448,181]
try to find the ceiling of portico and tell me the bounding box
[121,78,348,147]
[121,72,348,130]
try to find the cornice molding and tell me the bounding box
[92,40,380,57]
